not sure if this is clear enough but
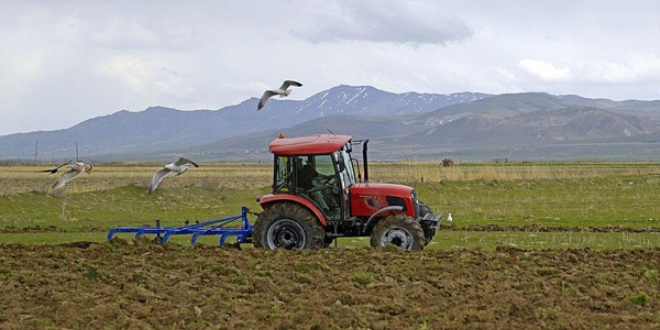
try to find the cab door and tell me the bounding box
[333,149,355,221]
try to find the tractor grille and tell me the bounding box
[386,196,407,212]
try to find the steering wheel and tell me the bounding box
[321,176,334,185]
[306,178,334,194]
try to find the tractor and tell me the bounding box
[253,134,442,251]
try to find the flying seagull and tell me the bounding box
[149,157,199,195]
[40,160,72,175]
[53,162,94,190]
[257,80,303,110]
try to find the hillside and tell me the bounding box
[3,86,660,162]
[0,85,488,161]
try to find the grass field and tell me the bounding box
[5,161,660,329]
[1,162,660,249]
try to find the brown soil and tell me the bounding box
[0,225,106,233]
[1,241,659,329]
[5,223,660,234]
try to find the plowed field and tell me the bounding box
[1,241,659,329]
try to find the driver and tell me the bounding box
[300,163,334,213]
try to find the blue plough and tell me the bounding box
[107,206,254,246]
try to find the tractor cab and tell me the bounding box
[271,143,354,222]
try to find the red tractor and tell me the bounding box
[253,134,442,250]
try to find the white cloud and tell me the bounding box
[293,1,473,45]
[518,59,572,82]
[582,55,660,84]
[1,0,660,135]
[99,56,154,93]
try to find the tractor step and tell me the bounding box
[107,206,253,247]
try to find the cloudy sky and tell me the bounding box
[1,0,659,136]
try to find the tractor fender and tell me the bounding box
[258,194,328,227]
[362,205,404,234]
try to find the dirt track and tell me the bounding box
[1,241,659,329]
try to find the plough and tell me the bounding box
[107,206,254,246]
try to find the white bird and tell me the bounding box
[149,157,199,195]
[257,80,303,110]
[53,162,94,190]
[446,213,453,223]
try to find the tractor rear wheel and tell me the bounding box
[253,202,325,250]
[370,214,425,251]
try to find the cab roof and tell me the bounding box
[269,134,352,155]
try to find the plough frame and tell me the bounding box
[107,206,253,246]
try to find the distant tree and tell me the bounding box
[442,158,454,167]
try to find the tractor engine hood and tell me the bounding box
[350,183,416,218]
[350,183,414,198]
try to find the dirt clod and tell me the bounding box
[1,244,659,329]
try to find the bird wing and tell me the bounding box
[280,80,302,89]
[149,168,172,195]
[257,90,277,110]
[174,157,198,167]
[41,159,72,174]
[53,169,81,189]
[56,160,72,170]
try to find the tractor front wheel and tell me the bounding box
[418,199,431,219]
[370,214,425,251]
[253,202,325,250]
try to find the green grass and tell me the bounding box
[629,293,650,305]
[0,185,270,231]
[415,175,660,227]
[2,163,660,249]
[2,175,660,231]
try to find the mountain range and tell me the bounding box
[2,85,660,162]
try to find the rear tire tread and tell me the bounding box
[253,202,325,250]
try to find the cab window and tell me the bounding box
[274,155,293,193]
[336,147,356,189]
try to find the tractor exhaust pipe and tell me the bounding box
[363,139,369,182]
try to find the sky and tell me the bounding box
[1,0,659,136]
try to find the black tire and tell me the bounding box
[253,202,325,250]
[418,199,431,219]
[324,235,335,248]
[417,199,437,246]
[370,214,425,251]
